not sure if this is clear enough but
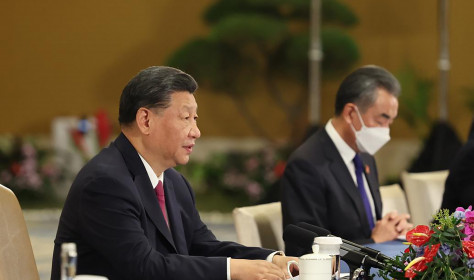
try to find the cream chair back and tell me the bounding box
[401,170,449,226]
[232,202,283,251]
[0,184,39,280]
[380,184,410,217]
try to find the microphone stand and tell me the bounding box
[347,265,371,280]
[350,268,364,280]
[342,250,378,280]
[348,264,360,279]
[349,267,373,280]
[361,264,373,280]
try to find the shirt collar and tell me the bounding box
[138,154,164,188]
[325,119,356,165]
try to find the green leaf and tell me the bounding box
[462,87,474,114]
[268,32,309,82]
[321,27,359,76]
[166,37,259,95]
[203,0,311,24]
[204,0,281,24]
[396,64,434,137]
[321,0,358,26]
[209,14,288,50]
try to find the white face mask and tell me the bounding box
[350,107,390,155]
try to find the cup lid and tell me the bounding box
[314,236,342,245]
[300,252,332,260]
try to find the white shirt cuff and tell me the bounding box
[266,251,284,262]
[228,252,284,280]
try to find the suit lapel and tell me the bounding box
[163,174,188,254]
[135,174,177,252]
[114,133,177,252]
[321,130,371,231]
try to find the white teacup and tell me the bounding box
[287,253,332,280]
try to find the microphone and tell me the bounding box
[296,222,394,263]
[283,224,318,254]
[339,248,387,270]
[283,224,388,270]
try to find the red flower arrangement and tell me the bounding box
[0,135,65,206]
[379,207,474,279]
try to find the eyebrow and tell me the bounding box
[380,113,398,120]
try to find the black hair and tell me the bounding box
[118,66,198,125]
[335,65,400,115]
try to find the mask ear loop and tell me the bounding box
[353,106,367,129]
[350,105,366,133]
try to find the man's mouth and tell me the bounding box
[184,144,194,153]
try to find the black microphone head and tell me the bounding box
[296,222,331,236]
[283,224,319,253]
[341,250,387,270]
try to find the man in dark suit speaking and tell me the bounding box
[281,65,412,256]
[51,66,297,280]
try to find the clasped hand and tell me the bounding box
[371,211,413,243]
[230,255,299,280]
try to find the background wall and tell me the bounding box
[1,0,473,141]
[1,0,214,133]
[345,0,474,141]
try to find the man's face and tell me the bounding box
[351,87,399,130]
[145,91,200,169]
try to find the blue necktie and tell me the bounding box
[353,154,375,230]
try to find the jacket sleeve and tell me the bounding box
[178,173,275,260]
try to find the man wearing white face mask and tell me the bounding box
[281,65,413,256]
[350,106,391,155]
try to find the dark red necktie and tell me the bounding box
[155,180,169,227]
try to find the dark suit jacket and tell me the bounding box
[281,129,382,256]
[52,133,273,280]
[440,137,474,213]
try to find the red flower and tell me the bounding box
[273,160,286,178]
[423,243,440,262]
[95,109,112,148]
[10,162,21,175]
[404,244,440,279]
[406,225,434,246]
[462,240,474,258]
[405,258,426,279]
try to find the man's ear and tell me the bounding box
[136,108,152,135]
[341,103,356,125]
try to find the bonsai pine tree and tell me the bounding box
[167,0,359,142]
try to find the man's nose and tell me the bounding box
[190,123,201,139]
